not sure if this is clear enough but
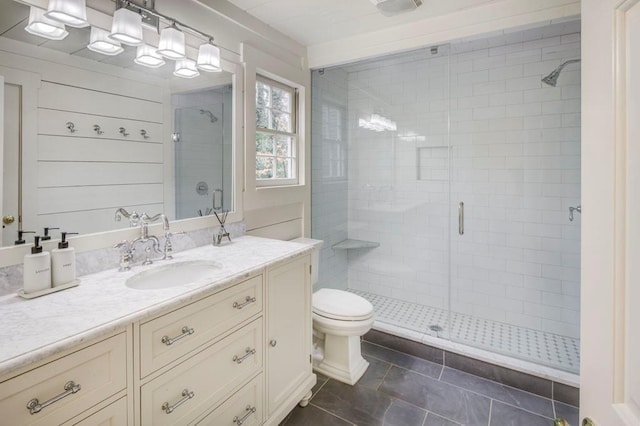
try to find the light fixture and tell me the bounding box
[157,23,186,60]
[31,0,222,80]
[25,6,69,40]
[369,0,423,17]
[173,59,199,78]
[44,0,89,28]
[197,39,221,72]
[134,44,165,68]
[87,27,124,56]
[109,7,143,46]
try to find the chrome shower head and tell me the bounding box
[199,109,218,123]
[541,59,581,87]
[542,69,561,87]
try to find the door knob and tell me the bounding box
[582,418,595,426]
[3,215,15,225]
[270,339,277,347]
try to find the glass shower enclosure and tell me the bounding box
[311,20,581,373]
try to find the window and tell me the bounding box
[256,75,298,185]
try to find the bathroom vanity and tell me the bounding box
[0,236,314,425]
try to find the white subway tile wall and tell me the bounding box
[311,20,581,361]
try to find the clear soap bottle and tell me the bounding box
[23,236,51,294]
[52,232,78,287]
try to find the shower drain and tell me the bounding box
[429,325,444,332]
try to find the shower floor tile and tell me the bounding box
[349,290,580,374]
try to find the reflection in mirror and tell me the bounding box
[173,85,232,220]
[0,0,236,246]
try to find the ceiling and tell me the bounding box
[226,0,500,46]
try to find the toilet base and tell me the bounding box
[313,333,369,386]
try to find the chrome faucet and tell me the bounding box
[114,208,140,227]
[132,212,161,265]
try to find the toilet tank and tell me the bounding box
[291,238,323,285]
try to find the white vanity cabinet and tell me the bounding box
[0,249,314,426]
[265,255,314,422]
[134,251,314,426]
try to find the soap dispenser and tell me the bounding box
[23,236,51,294]
[52,232,78,287]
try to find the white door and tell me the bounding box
[582,1,640,425]
[2,81,20,246]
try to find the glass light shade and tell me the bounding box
[173,59,199,79]
[109,8,143,46]
[196,43,221,72]
[25,6,69,40]
[157,25,186,60]
[134,44,165,68]
[87,27,124,56]
[44,0,89,28]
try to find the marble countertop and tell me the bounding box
[0,236,312,378]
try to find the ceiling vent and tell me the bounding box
[370,0,423,17]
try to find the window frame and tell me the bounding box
[255,75,299,187]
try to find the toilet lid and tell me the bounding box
[313,289,374,321]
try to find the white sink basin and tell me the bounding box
[125,260,222,290]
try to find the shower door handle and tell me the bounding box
[213,189,223,211]
[458,202,464,235]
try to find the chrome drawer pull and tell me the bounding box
[233,405,257,425]
[162,389,195,414]
[26,381,81,415]
[232,347,256,364]
[233,296,256,310]
[161,326,194,346]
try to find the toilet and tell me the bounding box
[292,238,375,386]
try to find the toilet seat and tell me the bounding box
[313,289,374,321]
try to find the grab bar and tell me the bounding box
[458,202,464,235]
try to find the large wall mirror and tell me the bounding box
[0,0,242,247]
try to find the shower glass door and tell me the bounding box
[447,34,581,373]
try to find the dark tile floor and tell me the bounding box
[281,342,579,426]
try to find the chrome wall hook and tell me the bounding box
[66,122,77,133]
[140,129,149,139]
[119,127,130,137]
[93,124,104,135]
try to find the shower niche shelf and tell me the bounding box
[332,239,380,250]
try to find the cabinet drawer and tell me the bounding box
[140,275,263,377]
[196,374,263,426]
[140,318,263,426]
[68,396,128,426]
[0,333,127,426]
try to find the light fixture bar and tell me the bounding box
[115,0,158,32]
[116,0,215,43]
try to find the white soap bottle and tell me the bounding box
[52,232,78,287]
[23,236,51,294]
